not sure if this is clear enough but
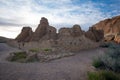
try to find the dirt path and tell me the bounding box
[0,43,105,80]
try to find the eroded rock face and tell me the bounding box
[15,27,33,42]
[114,34,120,43]
[58,24,83,37]
[85,31,96,41]
[92,16,120,34]
[31,17,49,41]
[92,16,120,42]
[59,28,71,37]
[85,27,104,42]
[71,25,83,37]
[46,26,57,40]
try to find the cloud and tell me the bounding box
[0,0,119,38]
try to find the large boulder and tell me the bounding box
[15,27,33,42]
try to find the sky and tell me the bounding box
[0,0,120,38]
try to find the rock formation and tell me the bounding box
[91,15,120,42]
[58,24,84,37]
[92,16,120,34]
[30,17,57,41]
[85,27,104,42]
[15,17,104,51]
[31,17,49,41]
[71,25,84,37]
[114,33,120,43]
[15,27,33,42]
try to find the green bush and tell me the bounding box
[43,48,52,52]
[10,52,27,62]
[92,58,104,69]
[29,48,39,53]
[88,71,101,80]
[88,70,120,80]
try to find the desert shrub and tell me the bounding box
[93,43,120,72]
[29,48,39,53]
[100,42,119,49]
[43,48,52,52]
[10,52,27,62]
[89,42,120,80]
[88,71,101,80]
[88,70,120,80]
[92,58,104,69]
[93,50,120,72]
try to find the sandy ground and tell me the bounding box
[0,43,105,80]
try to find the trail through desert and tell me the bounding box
[0,43,105,80]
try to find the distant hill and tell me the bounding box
[0,36,10,43]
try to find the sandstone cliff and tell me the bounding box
[91,15,120,42]
[92,16,120,34]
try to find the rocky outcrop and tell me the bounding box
[114,33,120,43]
[15,27,33,42]
[85,27,104,42]
[58,28,71,37]
[15,17,103,51]
[31,17,57,41]
[16,17,57,42]
[58,24,83,37]
[31,17,49,41]
[92,15,120,42]
[71,25,84,37]
[92,16,120,34]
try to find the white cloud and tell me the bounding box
[0,0,111,38]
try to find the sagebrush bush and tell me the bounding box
[29,48,39,53]
[92,58,104,69]
[88,70,120,80]
[43,48,52,52]
[93,42,120,72]
[100,42,120,49]
[10,52,27,62]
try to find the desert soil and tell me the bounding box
[0,43,105,80]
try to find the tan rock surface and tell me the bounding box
[114,33,120,43]
[85,27,104,42]
[31,17,49,41]
[91,15,120,42]
[92,16,120,34]
[15,27,33,42]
